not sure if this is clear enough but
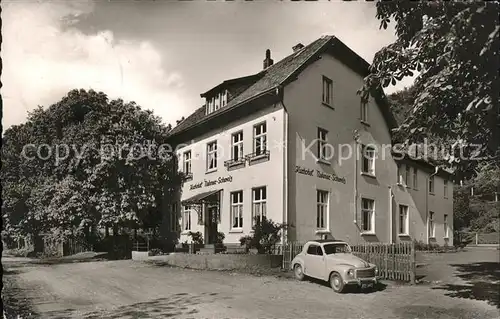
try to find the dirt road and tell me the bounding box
[2,256,498,319]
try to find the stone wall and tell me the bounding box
[132,251,150,261]
[147,253,282,270]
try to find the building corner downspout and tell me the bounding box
[426,166,440,244]
[389,186,394,244]
[278,86,289,244]
[353,130,360,235]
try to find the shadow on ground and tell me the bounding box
[41,292,231,319]
[3,268,36,319]
[432,262,500,308]
[393,304,495,319]
[306,276,388,294]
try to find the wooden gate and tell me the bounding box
[282,242,304,270]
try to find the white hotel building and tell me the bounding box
[165,36,454,247]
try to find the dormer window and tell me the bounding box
[221,90,227,107]
[207,98,214,114]
[206,90,228,115]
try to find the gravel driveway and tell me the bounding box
[2,256,498,319]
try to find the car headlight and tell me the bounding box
[374,266,379,276]
[347,269,355,277]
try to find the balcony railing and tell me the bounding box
[246,150,270,163]
[224,157,246,168]
[219,150,271,170]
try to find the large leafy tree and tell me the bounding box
[361,1,500,178]
[470,162,500,199]
[1,89,182,245]
[452,163,499,232]
[453,185,472,232]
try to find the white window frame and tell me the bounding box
[230,191,243,230]
[397,164,403,184]
[398,205,409,235]
[183,151,191,174]
[413,167,418,189]
[206,141,217,171]
[405,165,411,187]
[360,101,368,123]
[322,76,333,105]
[182,206,191,232]
[231,131,244,161]
[207,98,214,115]
[429,176,435,194]
[444,214,449,238]
[252,187,267,225]
[428,211,435,238]
[361,198,375,233]
[317,128,329,160]
[214,93,220,111]
[444,180,448,198]
[361,145,376,176]
[253,122,267,156]
[221,90,228,107]
[316,190,329,230]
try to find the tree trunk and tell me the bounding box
[83,226,90,242]
[33,233,44,253]
[105,226,109,237]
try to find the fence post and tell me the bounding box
[410,241,416,285]
[384,244,388,279]
[475,233,478,245]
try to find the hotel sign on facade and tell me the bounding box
[189,175,234,190]
[295,165,346,184]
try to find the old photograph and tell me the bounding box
[1,1,499,318]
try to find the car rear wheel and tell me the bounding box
[329,272,345,293]
[294,264,305,281]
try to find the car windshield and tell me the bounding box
[323,243,351,255]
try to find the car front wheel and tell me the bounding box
[329,272,345,293]
[294,264,305,281]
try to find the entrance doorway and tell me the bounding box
[205,205,219,244]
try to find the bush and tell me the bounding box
[239,235,253,250]
[4,248,33,257]
[148,248,163,256]
[239,217,288,254]
[413,240,441,251]
[215,232,225,244]
[413,240,427,251]
[454,231,473,248]
[187,231,204,245]
[94,235,133,259]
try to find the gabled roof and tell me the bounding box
[168,35,397,138]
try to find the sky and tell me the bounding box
[1,0,414,131]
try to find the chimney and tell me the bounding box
[293,43,304,52]
[263,49,274,69]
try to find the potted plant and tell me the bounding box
[214,232,226,253]
[187,231,203,253]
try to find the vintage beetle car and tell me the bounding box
[291,240,378,293]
